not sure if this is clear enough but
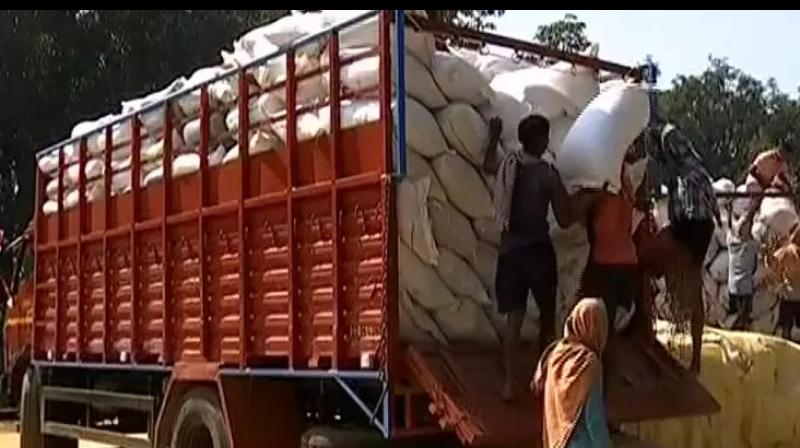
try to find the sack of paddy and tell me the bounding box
[428,198,478,261]
[556,82,650,193]
[472,217,501,246]
[470,240,499,289]
[433,298,498,345]
[548,116,576,156]
[400,288,448,346]
[477,91,531,144]
[404,97,449,158]
[397,177,439,266]
[753,195,798,242]
[452,48,533,82]
[431,151,492,219]
[490,62,599,120]
[405,149,447,202]
[323,48,447,110]
[436,103,488,165]
[398,242,458,312]
[430,51,493,106]
[435,248,490,306]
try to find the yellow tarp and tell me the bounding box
[624,322,800,448]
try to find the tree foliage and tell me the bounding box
[534,13,591,54]
[426,10,505,31]
[660,57,800,181]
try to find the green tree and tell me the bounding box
[534,13,591,53]
[426,10,505,31]
[659,57,800,181]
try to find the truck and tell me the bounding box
[11,10,719,448]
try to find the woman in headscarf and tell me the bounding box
[533,298,611,448]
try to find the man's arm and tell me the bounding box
[736,196,763,240]
[550,168,576,228]
[482,117,503,175]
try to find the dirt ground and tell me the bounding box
[0,421,116,448]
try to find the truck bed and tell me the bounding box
[406,339,719,446]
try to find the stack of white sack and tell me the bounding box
[652,177,795,336]
[38,11,648,348]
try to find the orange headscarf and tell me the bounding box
[533,298,609,448]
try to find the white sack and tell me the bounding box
[428,199,477,261]
[433,298,498,344]
[477,91,531,144]
[431,51,493,106]
[398,178,439,266]
[398,242,458,311]
[471,241,498,289]
[556,82,650,193]
[406,149,447,202]
[400,289,448,346]
[436,103,488,165]
[431,152,492,219]
[403,97,449,158]
[435,248,490,306]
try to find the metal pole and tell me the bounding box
[394,10,407,178]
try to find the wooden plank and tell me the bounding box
[42,386,154,413]
[43,422,150,448]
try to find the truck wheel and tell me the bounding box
[20,367,42,448]
[171,388,229,448]
[301,426,385,448]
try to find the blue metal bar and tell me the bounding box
[37,10,381,158]
[333,377,388,437]
[34,361,170,373]
[393,10,407,178]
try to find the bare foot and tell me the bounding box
[501,382,517,402]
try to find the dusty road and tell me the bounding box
[0,422,116,448]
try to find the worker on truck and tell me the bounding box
[482,115,596,401]
[749,142,792,192]
[726,195,762,330]
[645,121,719,374]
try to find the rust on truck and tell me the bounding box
[19,10,719,447]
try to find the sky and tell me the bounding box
[496,11,799,94]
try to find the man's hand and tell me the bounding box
[488,116,502,140]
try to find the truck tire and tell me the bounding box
[171,388,229,448]
[301,426,385,448]
[20,367,42,448]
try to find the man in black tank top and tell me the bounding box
[484,115,596,401]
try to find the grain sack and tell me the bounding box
[64,158,104,186]
[556,82,650,193]
[752,289,780,322]
[431,152,492,219]
[428,199,477,261]
[472,217,501,246]
[477,91,531,144]
[182,112,227,148]
[42,200,59,215]
[435,248,490,306]
[627,325,800,448]
[140,130,185,162]
[398,178,439,266]
[430,51,493,106]
[436,103,488,164]
[433,298,498,344]
[317,100,381,133]
[406,149,447,202]
[471,241,498,289]
[400,289,448,346]
[548,116,575,156]
[121,77,186,135]
[490,64,598,120]
[320,10,435,67]
[453,48,532,81]
[713,177,735,205]
[271,111,327,144]
[404,97,449,158]
[324,49,447,110]
[754,196,798,242]
[398,242,458,311]
[222,129,283,163]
